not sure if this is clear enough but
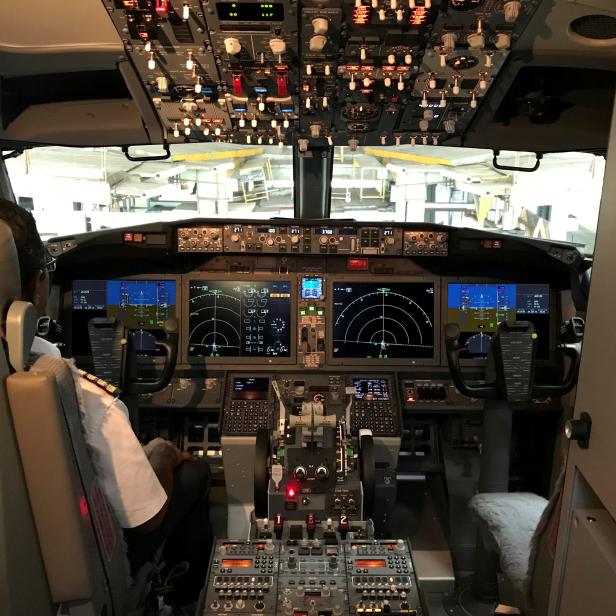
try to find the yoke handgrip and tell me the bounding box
[533,341,582,397]
[444,323,499,399]
[121,318,179,395]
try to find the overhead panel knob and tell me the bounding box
[348,138,359,152]
[441,32,458,50]
[467,32,485,49]
[156,76,169,93]
[310,124,321,138]
[494,32,511,49]
[312,17,329,35]
[504,0,521,23]
[309,35,328,53]
[224,37,242,55]
[269,38,286,55]
[316,465,329,480]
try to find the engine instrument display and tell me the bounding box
[332,282,435,360]
[71,279,176,356]
[188,280,292,358]
[447,283,551,359]
[301,277,323,300]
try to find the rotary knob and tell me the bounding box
[312,17,329,35]
[231,233,240,243]
[316,465,329,480]
[309,35,327,53]
[269,38,286,55]
[294,466,307,480]
[224,37,241,56]
[504,0,521,23]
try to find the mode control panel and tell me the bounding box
[178,226,223,252]
[403,230,449,256]
[189,225,438,255]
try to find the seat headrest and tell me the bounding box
[0,220,21,336]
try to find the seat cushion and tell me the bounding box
[470,492,548,597]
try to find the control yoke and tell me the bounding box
[120,318,179,395]
[445,318,583,402]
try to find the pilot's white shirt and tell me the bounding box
[32,337,168,528]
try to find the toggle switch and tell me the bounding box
[363,77,371,88]
[388,53,395,65]
[384,76,392,87]
[324,64,331,76]
[186,51,194,70]
[306,64,312,75]
[405,53,412,65]
[378,8,386,21]
[182,2,189,20]
[349,74,357,91]
[396,9,404,21]
[360,47,367,61]
[397,75,405,91]
[470,92,477,108]
[251,118,258,127]
[147,52,156,70]
[452,75,461,95]
[277,72,288,97]
[156,76,169,93]
[232,72,243,96]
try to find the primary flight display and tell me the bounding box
[332,282,435,360]
[447,283,551,359]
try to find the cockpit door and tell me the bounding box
[548,100,616,614]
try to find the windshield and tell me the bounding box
[5,144,604,254]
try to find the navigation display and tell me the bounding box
[332,282,435,360]
[188,280,291,358]
[447,283,551,359]
[72,279,176,357]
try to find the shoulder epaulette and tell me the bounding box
[77,369,122,397]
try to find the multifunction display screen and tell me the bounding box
[332,282,435,359]
[188,280,291,358]
[301,277,323,300]
[447,283,551,359]
[72,279,176,356]
[232,377,270,400]
[353,378,390,400]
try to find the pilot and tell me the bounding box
[0,199,212,609]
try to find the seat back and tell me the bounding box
[0,220,54,616]
[8,355,133,614]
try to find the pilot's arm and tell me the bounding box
[74,372,179,531]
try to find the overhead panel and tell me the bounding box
[101,0,542,147]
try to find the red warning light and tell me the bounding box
[287,486,297,499]
[353,6,372,25]
[410,8,429,26]
[155,0,169,14]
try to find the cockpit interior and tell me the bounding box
[0,2,615,616]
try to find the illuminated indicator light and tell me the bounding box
[182,2,190,20]
[302,83,310,93]
[214,127,221,136]
[251,118,258,127]
[173,124,180,138]
[287,487,297,499]
[309,306,316,311]
[123,233,133,242]
[184,126,191,136]
[531,332,538,340]
[155,0,169,14]
[79,495,89,519]
[134,233,143,242]
[409,8,428,26]
[347,257,369,271]
[317,310,324,316]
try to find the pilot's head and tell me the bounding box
[0,198,52,317]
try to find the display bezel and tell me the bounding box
[441,277,559,366]
[182,273,296,366]
[65,274,180,363]
[326,276,440,367]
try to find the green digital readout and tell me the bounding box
[216,2,284,21]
